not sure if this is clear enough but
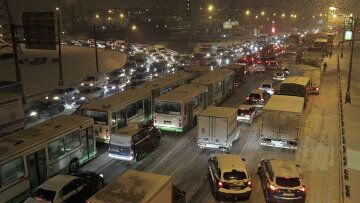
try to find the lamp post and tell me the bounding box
[345,16,356,103]
[94,14,99,73]
[56,6,63,87]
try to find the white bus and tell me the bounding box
[154,84,208,132]
[191,69,234,106]
[0,115,96,203]
[80,72,194,143]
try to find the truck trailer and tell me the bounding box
[259,95,304,150]
[197,106,240,152]
[0,93,25,136]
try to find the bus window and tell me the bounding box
[65,131,80,152]
[83,110,108,125]
[48,137,65,161]
[192,94,203,110]
[215,81,223,94]
[155,102,181,115]
[1,157,25,186]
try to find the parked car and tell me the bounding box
[237,105,257,125]
[253,62,266,72]
[26,100,65,122]
[72,87,103,104]
[258,159,306,203]
[108,122,161,161]
[273,71,288,81]
[45,87,79,101]
[244,89,270,107]
[259,80,275,95]
[208,154,252,201]
[25,172,104,203]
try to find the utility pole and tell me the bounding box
[93,23,99,73]
[57,7,64,87]
[345,16,356,103]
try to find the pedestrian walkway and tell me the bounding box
[336,43,360,203]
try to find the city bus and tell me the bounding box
[279,76,310,105]
[80,72,194,142]
[191,69,234,106]
[0,115,95,203]
[154,84,208,132]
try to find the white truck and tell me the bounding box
[259,95,304,150]
[0,93,25,136]
[197,106,240,152]
[87,169,184,203]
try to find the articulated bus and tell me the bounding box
[80,72,194,143]
[80,87,152,143]
[154,84,208,132]
[0,115,95,203]
[191,69,234,106]
[279,76,310,105]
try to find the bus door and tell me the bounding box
[26,148,47,193]
[81,127,96,163]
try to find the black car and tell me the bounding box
[258,159,306,203]
[26,100,65,122]
[25,171,104,203]
[108,122,161,161]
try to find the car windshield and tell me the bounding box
[79,88,92,93]
[53,89,66,94]
[223,170,247,180]
[276,177,301,187]
[261,84,272,88]
[238,109,250,115]
[155,102,181,115]
[31,188,56,201]
[275,72,283,76]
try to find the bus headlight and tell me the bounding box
[80,97,86,100]
[53,96,59,100]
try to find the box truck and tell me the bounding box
[197,106,240,152]
[0,93,25,136]
[259,95,304,150]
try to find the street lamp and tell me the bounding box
[95,14,100,19]
[208,4,214,12]
[329,6,337,11]
[281,13,285,18]
[131,25,137,31]
[261,11,265,16]
[120,13,124,18]
[245,10,250,16]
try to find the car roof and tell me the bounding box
[250,89,265,94]
[216,154,247,172]
[264,95,304,114]
[113,122,141,137]
[269,159,300,178]
[38,175,77,193]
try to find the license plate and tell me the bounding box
[283,193,294,197]
[164,121,171,125]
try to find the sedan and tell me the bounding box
[72,87,103,104]
[25,171,104,203]
[26,100,65,122]
[273,71,287,81]
[45,87,79,102]
[237,106,257,125]
[104,77,129,94]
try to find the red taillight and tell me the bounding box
[270,185,277,191]
[105,129,109,138]
[247,181,252,187]
[251,57,254,61]
[217,181,223,188]
[300,185,306,192]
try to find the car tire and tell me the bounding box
[69,159,79,173]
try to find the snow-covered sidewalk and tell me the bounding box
[337,44,360,203]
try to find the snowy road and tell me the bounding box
[81,66,341,202]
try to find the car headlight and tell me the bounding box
[72,96,75,99]
[106,77,109,80]
[30,111,37,116]
[81,83,84,86]
[130,68,134,72]
[53,96,59,100]
[45,96,49,99]
[99,174,104,178]
[226,59,230,64]
[90,83,93,86]
[111,86,116,89]
[80,97,86,100]
[206,53,210,57]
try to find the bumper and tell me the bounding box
[109,153,135,161]
[155,124,183,132]
[197,142,230,151]
[260,138,298,150]
[268,193,306,202]
[237,118,252,124]
[217,189,252,201]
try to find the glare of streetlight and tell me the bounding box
[333,14,337,18]
[108,17,111,21]
[290,14,294,18]
[255,15,258,19]
[312,15,315,18]
[131,25,137,31]
[350,13,353,17]
[261,11,265,16]
[273,13,276,16]
[329,6,337,11]
[209,16,212,19]
[95,14,100,19]
[245,10,250,15]
[120,13,124,18]
[208,4,214,12]
[320,13,323,16]
[294,14,297,18]
[281,13,285,18]
[55,7,59,11]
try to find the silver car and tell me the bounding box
[72,87,103,104]
[237,106,257,125]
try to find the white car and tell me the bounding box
[259,81,275,95]
[253,63,266,72]
[208,154,252,201]
[273,71,287,81]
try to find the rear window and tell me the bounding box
[32,188,56,201]
[276,177,301,187]
[238,109,250,115]
[223,170,247,180]
[249,93,261,99]
[261,84,271,88]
